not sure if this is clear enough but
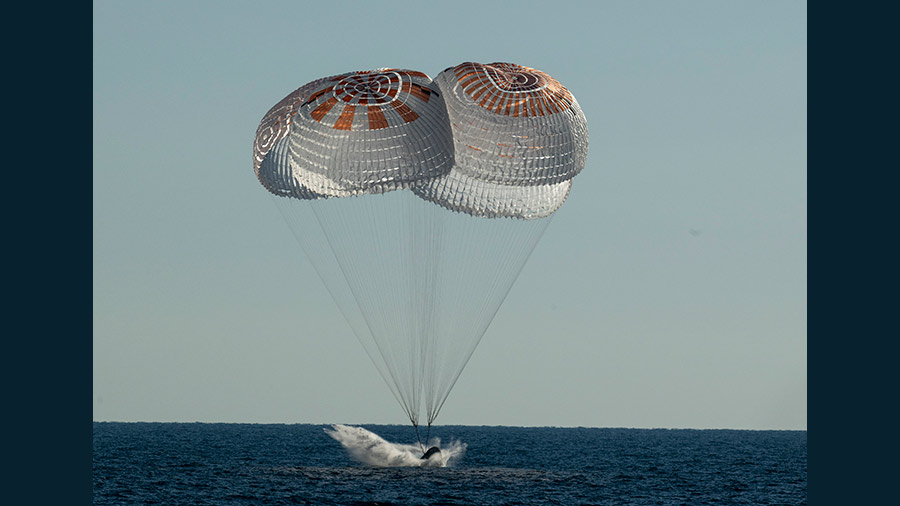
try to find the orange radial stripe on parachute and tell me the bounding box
[460,74,483,90]
[470,83,489,102]
[508,97,518,116]
[337,89,355,103]
[534,93,546,116]
[530,96,541,116]
[530,91,544,116]
[305,86,334,106]
[334,104,356,130]
[555,88,574,109]
[390,101,419,123]
[401,82,432,103]
[411,83,433,102]
[540,90,556,114]
[548,90,564,113]
[537,91,553,114]
[478,90,492,108]
[399,70,430,79]
[455,64,477,78]
[455,72,477,84]
[521,94,533,117]
[485,92,500,111]
[495,94,509,115]
[367,105,388,130]
[310,96,338,122]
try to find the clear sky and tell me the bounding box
[93,0,806,430]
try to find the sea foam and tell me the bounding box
[325,424,466,467]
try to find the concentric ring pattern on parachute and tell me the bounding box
[254,76,332,199]
[254,69,454,198]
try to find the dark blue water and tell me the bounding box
[93,423,806,505]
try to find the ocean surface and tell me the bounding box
[93,422,806,505]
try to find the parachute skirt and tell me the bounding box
[411,170,572,220]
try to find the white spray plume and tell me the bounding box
[324,424,466,467]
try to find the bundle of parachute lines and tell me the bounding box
[253,61,589,219]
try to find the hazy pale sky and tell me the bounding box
[93,0,807,430]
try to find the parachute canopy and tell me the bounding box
[254,62,588,429]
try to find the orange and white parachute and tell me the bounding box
[254,62,587,217]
